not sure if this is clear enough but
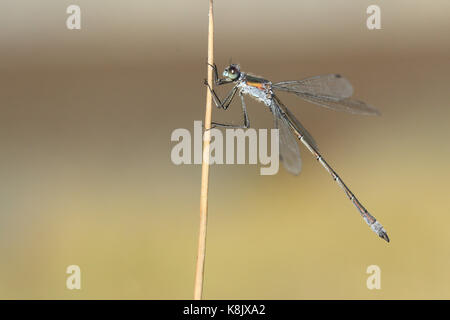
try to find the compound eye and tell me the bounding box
[227,66,239,79]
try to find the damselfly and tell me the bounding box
[204,63,389,242]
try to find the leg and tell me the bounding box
[212,92,250,129]
[203,62,236,109]
[207,63,231,86]
[209,63,220,85]
[204,80,238,110]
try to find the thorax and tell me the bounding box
[237,73,273,106]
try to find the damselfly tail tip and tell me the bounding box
[370,221,390,243]
[379,231,390,243]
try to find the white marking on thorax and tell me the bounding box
[237,77,273,107]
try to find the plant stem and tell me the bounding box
[194,0,214,300]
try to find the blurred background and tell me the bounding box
[0,0,449,299]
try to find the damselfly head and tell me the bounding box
[223,64,240,81]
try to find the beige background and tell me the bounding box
[0,0,449,299]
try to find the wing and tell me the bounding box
[274,74,354,99]
[273,74,380,115]
[271,101,302,175]
[273,95,318,150]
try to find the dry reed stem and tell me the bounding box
[194,0,214,300]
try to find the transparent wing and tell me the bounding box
[271,101,302,175]
[293,93,380,115]
[273,74,354,99]
[273,74,380,115]
[273,95,318,150]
